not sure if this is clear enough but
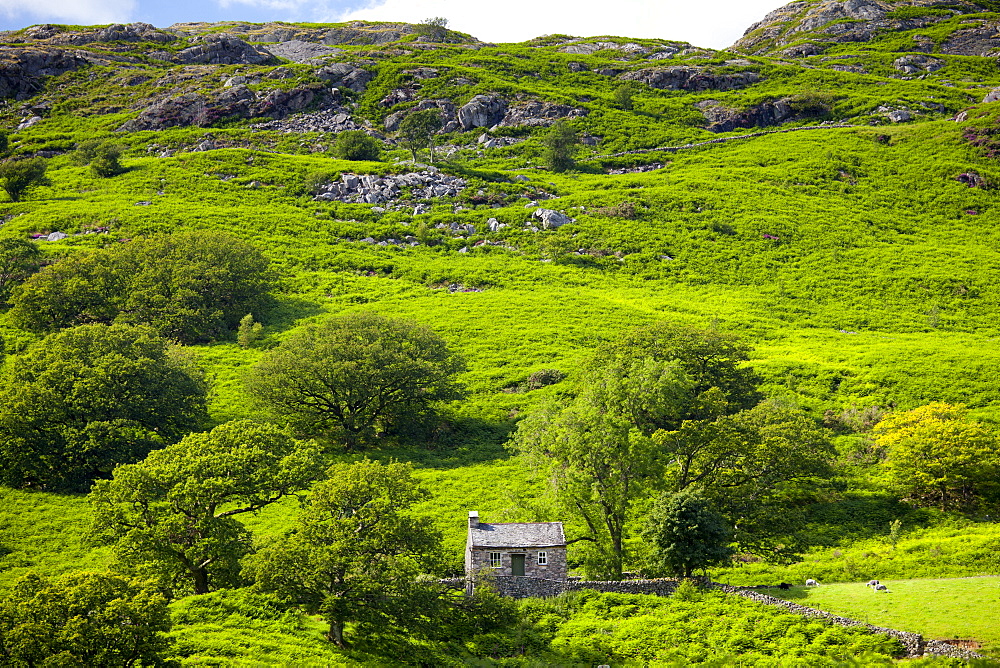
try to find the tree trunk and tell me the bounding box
[327,620,347,648]
[193,567,210,595]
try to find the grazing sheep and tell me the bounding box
[874,583,888,592]
[865,580,880,588]
[805,579,819,587]
[778,582,791,590]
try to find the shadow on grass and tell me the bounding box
[263,294,326,333]
[377,415,518,469]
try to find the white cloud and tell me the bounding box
[0,0,135,25]
[334,0,787,49]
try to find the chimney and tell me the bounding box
[468,510,480,529]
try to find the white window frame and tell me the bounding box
[490,552,502,568]
[538,551,548,565]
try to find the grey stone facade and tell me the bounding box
[464,511,567,580]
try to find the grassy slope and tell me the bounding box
[769,576,1000,655]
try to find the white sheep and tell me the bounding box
[874,583,888,592]
[805,579,820,587]
[865,579,880,588]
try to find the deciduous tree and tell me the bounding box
[89,420,324,595]
[0,157,49,202]
[874,402,1000,512]
[541,120,578,173]
[0,323,208,491]
[9,230,275,343]
[398,109,443,163]
[244,459,441,648]
[244,312,464,450]
[0,571,172,667]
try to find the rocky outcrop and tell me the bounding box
[457,95,508,130]
[251,108,365,134]
[172,34,276,65]
[893,54,944,74]
[119,81,329,131]
[531,208,574,229]
[0,46,90,99]
[498,101,587,127]
[619,66,761,91]
[315,63,373,92]
[314,171,467,205]
[698,98,795,132]
[265,40,341,63]
[732,0,1000,57]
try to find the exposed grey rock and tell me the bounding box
[893,54,944,74]
[532,208,573,229]
[314,171,467,206]
[121,80,332,131]
[0,46,90,99]
[265,40,341,63]
[983,87,1000,104]
[887,109,912,123]
[251,107,363,134]
[45,231,68,241]
[17,116,41,130]
[697,98,796,132]
[173,34,276,65]
[620,66,761,91]
[316,62,373,92]
[458,94,508,130]
[43,22,175,46]
[499,101,587,127]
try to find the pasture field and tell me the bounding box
[770,576,1000,657]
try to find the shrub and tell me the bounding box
[0,157,49,202]
[333,130,381,161]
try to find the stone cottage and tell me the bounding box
[464,510,567,579]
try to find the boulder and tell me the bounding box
[49,22,175,46]
[316,62,373,92]
[457,94,508,130]
[532,208,573,229]
[384,99,457,132]
[983,87,1000,104]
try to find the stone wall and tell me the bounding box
[440,576,985,661]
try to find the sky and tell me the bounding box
[0,0,789,49]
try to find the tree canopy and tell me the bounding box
[9,230,275,343]
[244,312,465,450]
[541,120,578,173]
[0,571,172,667]
[244,459,442,648]
[333,130,381,161]
[874,402,1000,512]
[89,420,324,595]
[0,323,208,491]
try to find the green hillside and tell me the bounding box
[2,3,1000,664]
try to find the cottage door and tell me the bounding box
[511,554,526,576]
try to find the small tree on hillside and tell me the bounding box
[542,120,578,172]
[398,109,443,163]
[645,489,733,578]
[613,83,636,111]
[73,139,126,177]
[0,157,49,202]
[333,130,381,161]
[415,17,450,42]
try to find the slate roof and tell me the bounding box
[469,522,566,548]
